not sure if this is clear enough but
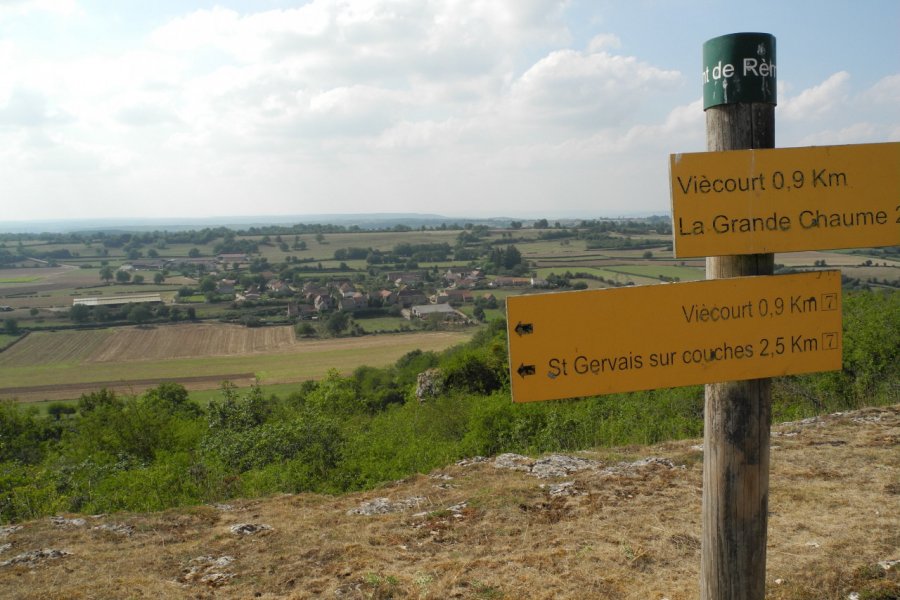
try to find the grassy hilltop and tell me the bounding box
[0,403,897,599]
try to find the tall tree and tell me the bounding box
[324,310,350,336]
[99,265,114,285]
[3,318,18,334]
[127,304,151,326]
[70,304,91,323]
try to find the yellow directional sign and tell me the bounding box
[670,142,900,257]
[506,271,842,403]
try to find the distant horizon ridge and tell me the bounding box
[0,211,670,234]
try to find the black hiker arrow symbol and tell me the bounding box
[514,322,533,336]
[517,363,536,378]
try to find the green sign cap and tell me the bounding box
[703,33,776,110]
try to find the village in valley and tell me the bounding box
[1,214,896,404]
[0,216,681,336]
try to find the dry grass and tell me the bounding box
[1,405,897,599]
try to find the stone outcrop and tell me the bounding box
[1,548,70,567]
[229,523,272,535]
[492,453,598,478]
[347,496,427,516]
[181,555,235,587]
[415,368,444,401]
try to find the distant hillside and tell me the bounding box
[0,212,667,234]
[0,214,508,234]
[0,405,896,599]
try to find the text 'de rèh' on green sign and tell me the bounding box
[669,142,900,257]
[506,271,842,403]
[703,32,775,109]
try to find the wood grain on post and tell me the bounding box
[701,103,775,600]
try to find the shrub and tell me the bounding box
[206,382,270,431]
[201,407,344,492]
[441,346,507,395]
[0,402,56,464]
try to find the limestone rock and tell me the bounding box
[879,558,900,571]
[229,523,272,535]
[0,548,70,567]
[543,481,581,497]
[455,456,488,467]
[492,453,534,472]
[50,516,86,528]
[92,523,134,536]
[598,457,678,478]
[415,368,444,402]
[347,496,426,516]
[493,453,598,478]
[0,526,21,538]
[181,555,235,587]
[531,454,597,479]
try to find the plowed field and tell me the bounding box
[0,329,113,367]
[87,323,298,362]
[0,324,472,401]
[0,324,298,367]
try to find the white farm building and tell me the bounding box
[73,294,163,307]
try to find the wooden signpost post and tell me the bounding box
[699,32,776,600]
[506,32,897,598]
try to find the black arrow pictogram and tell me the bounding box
[517,363,536,378]
[514,322,533,336]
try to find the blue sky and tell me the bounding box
[1,0,897,223]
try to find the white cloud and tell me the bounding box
[373,118,467,150]
[780,72,900,146]
[0,1,697,220]
[621,98,704,151]
[508,47,681,131]
[862,74,900,106]
[132,1,581,160]
[796,122,880,146]
[780,71,850,121]
[0,87,71,128]
[7,0,894,222]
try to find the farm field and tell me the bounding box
[0,328,114,367]
[533,266,656,286]
[536,264,702,281]
[774,250,900,268]
[253,229,462,263]
[0,333,22,351]
[606,264,703,280]
[353,316,409,333]
[518,240,593,257]
[0,268,183,310]
[0,324,472,402]
[840,265,900,283]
